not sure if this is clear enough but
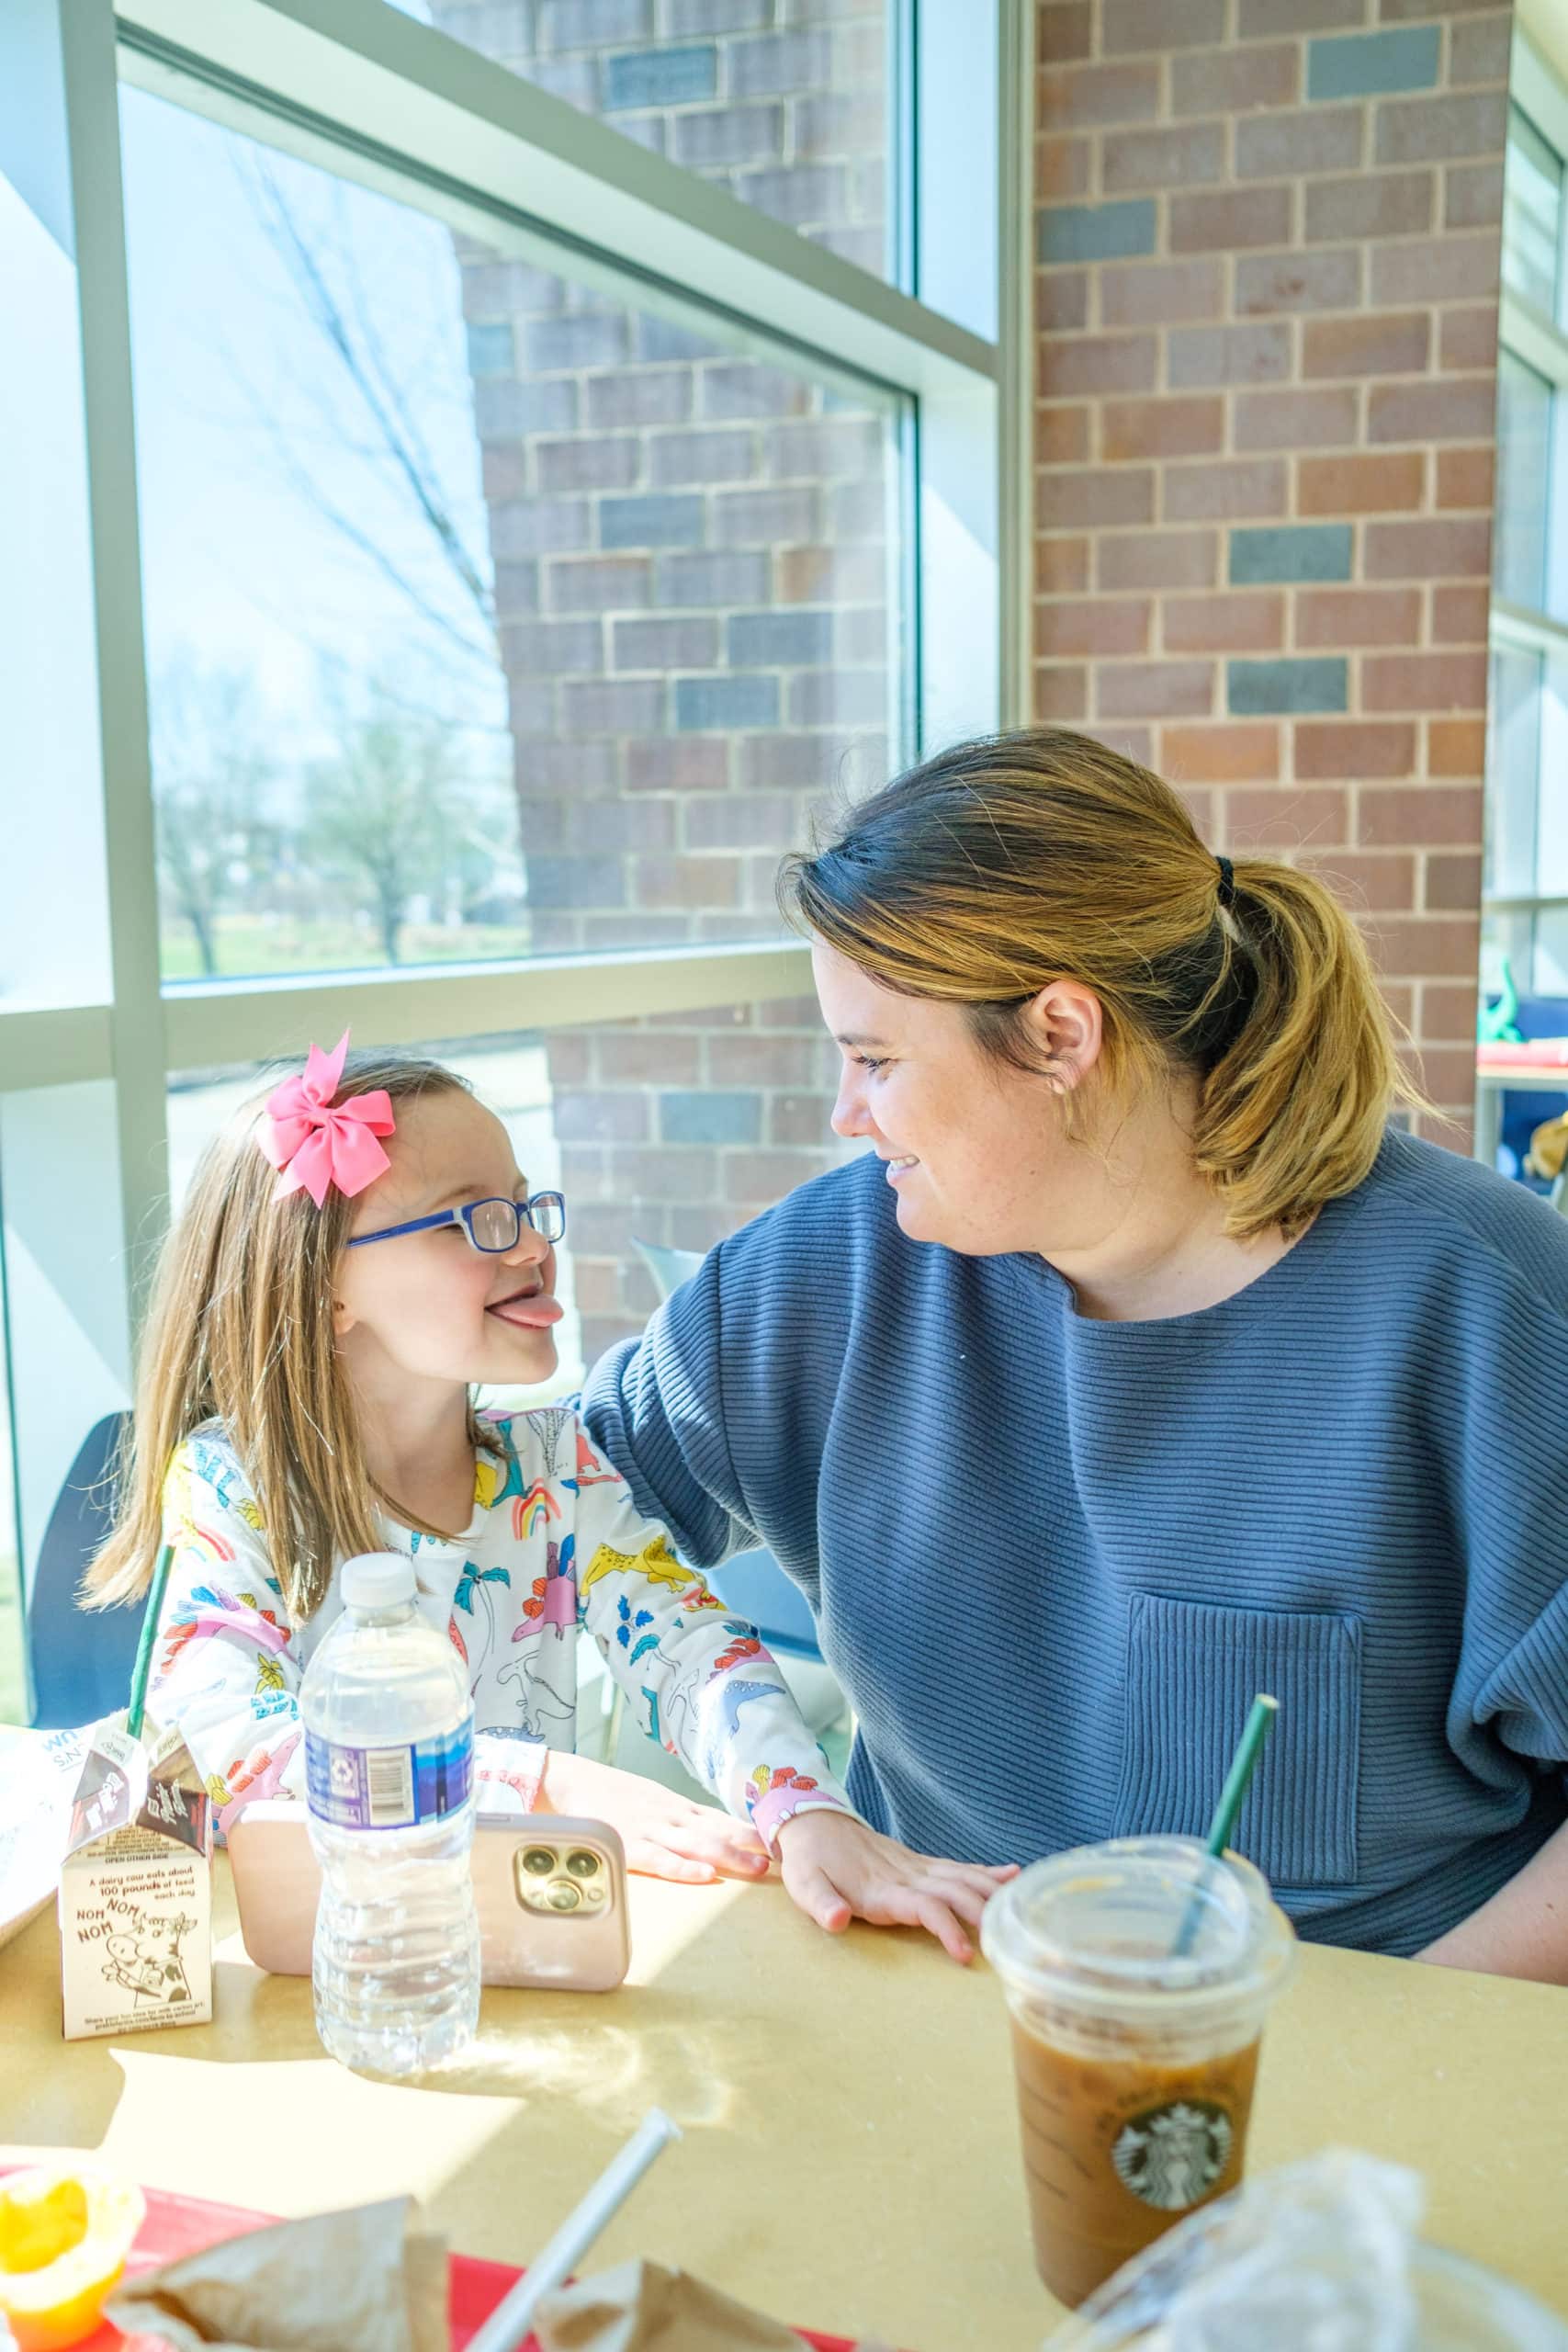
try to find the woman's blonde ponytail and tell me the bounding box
[1191,858,1416,1238]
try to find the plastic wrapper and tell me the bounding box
[1043,2150,1568,2352]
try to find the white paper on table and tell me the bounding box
[0,1722,94,1951]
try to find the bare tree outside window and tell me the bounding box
[152,659,281,978]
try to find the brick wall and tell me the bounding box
[1035,0,1510,1143]
[432,0,889,1359]
[550,994,852,1356]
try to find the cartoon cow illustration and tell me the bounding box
[101,1916,197,2008]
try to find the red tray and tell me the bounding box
[44,2184,863,2351]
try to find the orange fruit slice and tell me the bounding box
[0,2169,145,2351]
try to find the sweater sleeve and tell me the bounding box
[1443,1258,1568,1782]
[1472,1581,1568,1771]
[579,1247,759,1573]
[571,1419,852,1848]
[147,1437,305,1840]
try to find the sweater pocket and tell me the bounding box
[1112,1592,1362,1890]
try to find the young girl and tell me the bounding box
[89,1035,1009,1957]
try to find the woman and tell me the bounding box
[582,728,1568,1981]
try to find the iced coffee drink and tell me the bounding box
[981,1837,1295,2309]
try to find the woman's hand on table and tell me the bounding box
[773,1809,1020,1963]
[536,1751,771,1883]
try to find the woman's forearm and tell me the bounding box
[1416,1815,1568,1985]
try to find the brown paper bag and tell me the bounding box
[104,2196,446,2352]
[534,2258,811,2351]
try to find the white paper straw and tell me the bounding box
[465,2107,682,2352]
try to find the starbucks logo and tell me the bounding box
[1111,2099,1233,2211]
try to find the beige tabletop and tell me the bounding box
[3,1860,1568,2350]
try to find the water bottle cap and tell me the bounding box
[340,1552,416,1611]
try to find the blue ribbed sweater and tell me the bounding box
[582,1129,1568,1955]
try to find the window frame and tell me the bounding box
[0,0,1020,1665]
[1487,30,1568,1023]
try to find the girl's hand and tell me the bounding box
[773,1808,1020,1963]
[537,1750,770,1884]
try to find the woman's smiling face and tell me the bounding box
[813,939,1088,1256]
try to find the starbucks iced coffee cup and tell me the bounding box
[980,1835,1296,2310]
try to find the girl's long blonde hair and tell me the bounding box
[780,728,1422,1240]
[86,1050,502,1623]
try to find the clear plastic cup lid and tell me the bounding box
[981,1835,1296,2013]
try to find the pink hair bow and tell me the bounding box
[258,1031,395,1209]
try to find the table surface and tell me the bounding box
[4,1861,1568,2351]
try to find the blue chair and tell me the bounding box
[630,1238,824,1663]
[27,1412,140,1728]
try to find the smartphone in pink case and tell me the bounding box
[226,1801,630,1992]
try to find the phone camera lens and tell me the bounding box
[522,1846,555,1877]
[565,1849,600,1880]
[547,1881,581,1911]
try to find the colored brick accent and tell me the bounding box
[1305,28,1439,102]
[726,608,835,666]
[1038,198,1158,263]
[1228,658,1349,715]
[1230,526,1353,584]
[604,45,717,108]
[600,493,705,549]
[660,1089,762,1144]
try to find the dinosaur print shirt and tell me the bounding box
[147,1407,851,1850]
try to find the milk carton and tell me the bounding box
[58,1717,212,2040]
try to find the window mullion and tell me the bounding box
[0,0,168,1624]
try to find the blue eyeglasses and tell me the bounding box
[346,1192,567,1254]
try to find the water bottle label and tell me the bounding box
[304,1721,473,1831]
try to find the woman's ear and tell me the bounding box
[331,1295,355,1339]
[1020,978,1103,1091]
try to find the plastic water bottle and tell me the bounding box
[300,1552,479,2075]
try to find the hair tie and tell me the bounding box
[1214,854,1236,911]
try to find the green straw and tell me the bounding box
[1171,1692,1280,1959]
[125,1543,175,1742]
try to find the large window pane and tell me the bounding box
[401,0,897,286]
[1484,643,1542,900]
[124,90,905,977]
[168,998,854,1394]
[1504,104,1563,321]
[1494,352,1552,614]
[1522,661,1568,994]
[1534,656,1568,896]
[123,92,518,981]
